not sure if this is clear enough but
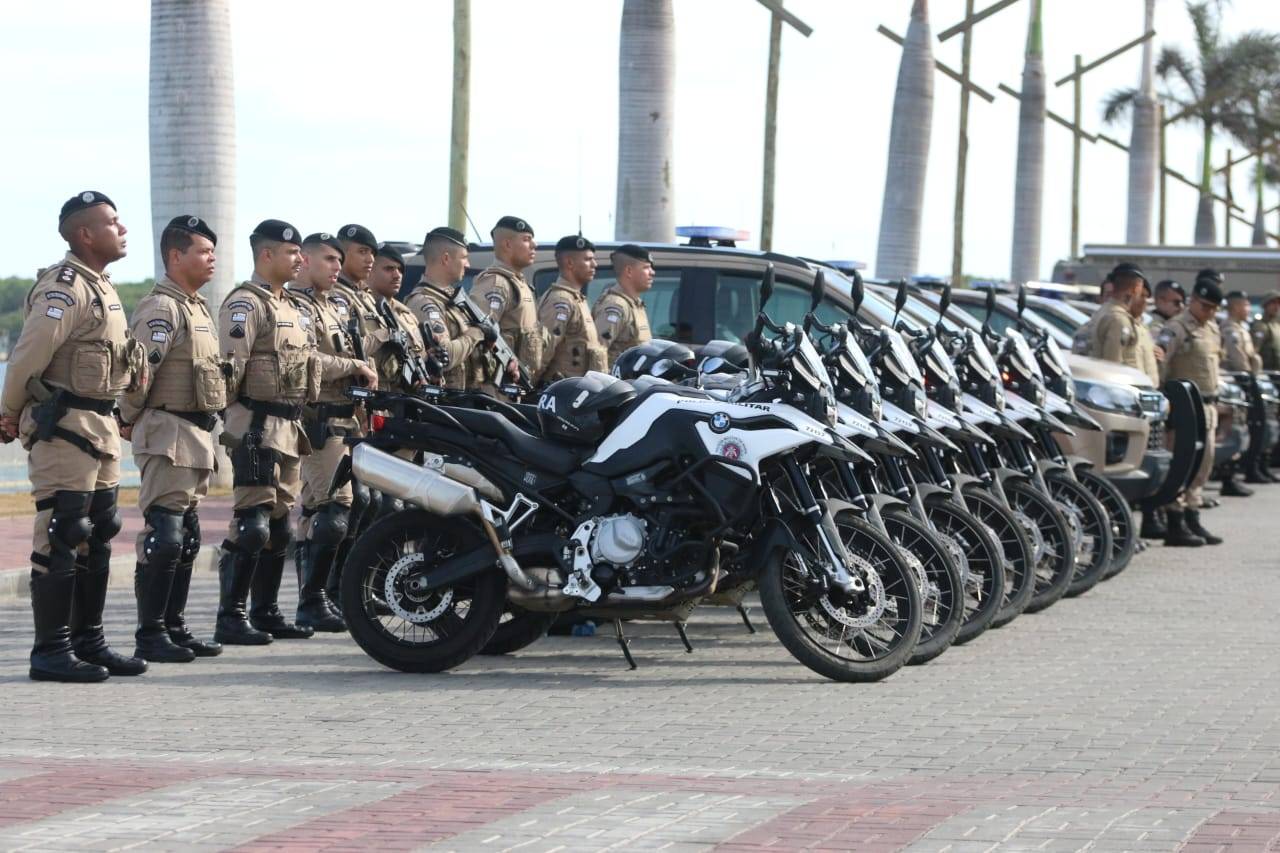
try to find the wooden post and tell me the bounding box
[760,12,783,252]
[1070,54,1082,258]
[951,0,975,287]
[1158,103,1166,245]
[447,0,470,234]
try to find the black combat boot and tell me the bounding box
[214,545,273,645]
[1246,458,1279,484]
[1184,509,1223,545]
[1163,510,1206,548]
[70,559,147,676]
[134,562,195,663]
[166,558,222,656]
[295,541,346,632]
[1139,506,1167,539]
[29,568,109,683]
[249,549,313,639]
[1220,465,1254,497]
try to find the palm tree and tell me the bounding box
[615,0,676,242]
[875,0,934,280]
[1221,79,1280,246]
[1125,0,1159,244]
[149,0,236,311]
[1102,1,1279,245]
[1010,0,1045,284]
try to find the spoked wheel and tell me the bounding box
[759,512,922,682]
[1005,481,1076,613]
[1047,472,1114,597]
[882,508,964,666]
[340,509,505,673]
[1078,469,1137,580]
[962,486,1036,629]
[480,604,557,655]
[923,495,1006,645]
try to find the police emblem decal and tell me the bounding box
[714,437,746,461]
[710,412,731,433]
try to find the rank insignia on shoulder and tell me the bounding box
[148,349,162,364]
[56,267,76,284]
[45,291,75,306]
[230,325,245,338]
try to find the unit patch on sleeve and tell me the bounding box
[45,291,75,306]
[45,306,64,320]
[147,318,174,332]
[151,331,168,343]
[230,325,245,339]
[226,300,254,313]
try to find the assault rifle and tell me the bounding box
[449,288,533,394]
[375,298,433,388]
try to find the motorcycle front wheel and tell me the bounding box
[1005,481,1076,612]
[961,486,1036,629]
[1077,469,1137,580]
[882,508,964,665]
[1047,472,1114,597]
[923,494,1006,645]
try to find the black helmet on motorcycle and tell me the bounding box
[537,371,637,444]
[611,339,697,381]
[693,340,750,376]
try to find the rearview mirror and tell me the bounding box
[850,270,864,313]
[1016,284,1027,318]
[938,284,952,319]
[984,287,996,320]
[893,279,907,323]
[810,269,825,312]
[760,264,775,309]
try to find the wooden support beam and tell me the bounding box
[937,0,1021,41]
[753,0,812,37]
[878,26,996,101]
[1053,31,1155,87]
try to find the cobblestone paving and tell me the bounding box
[0,485,1278,851]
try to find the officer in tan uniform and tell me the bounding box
[215,220,377,645]
[1084,264,1145,371]
[368,243,431,393]
[291,233,362,632]
[1222,290,1274,485]
[593,244,654,365]
[537,236,608,385]
[1129,276,1161,386]
[0,192,146,682]
[405,227,492,390]
[1155,274,1226,547]
[1252,290,1280,370]
[475,216,543,385]
[120,215,226,663]
[1149,279,1186,338]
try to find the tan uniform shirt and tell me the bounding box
[1086,301,1142,371]
[331,276,385,360]
[220,275,363,457]
[1133,322,1160,386]
[536,279,608,384]
[294,286,363,406]
[405,280,486,390]
[1221,317,1261,373]
[1249,317,1280,371]
[1,252,141,458]
[120,277,223,470]
[593,285,651,365]
[371,296,429,393]
[1156,309,1222,395]
[474,262,544,375]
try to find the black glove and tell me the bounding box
[481,324,499,347]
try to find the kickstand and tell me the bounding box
[613,620,637,670]
[737,604,757,634]
[674,621,693,653]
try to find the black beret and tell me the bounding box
[1155,279,1185,297]
[1192,278,1224,306]
[252,219,302,245]
[555,235,595,253]
[338,223,378,251]
[165,214,217,246]
[491,216,534,237]
[302,232,344,260]
[422,226,467,249]
[1225,290,1249,301]
[59,190,115,226]
[613,244,651,264]
[1109,262,1146,282]
[1196,268,1224,285]
[376,242,405,270]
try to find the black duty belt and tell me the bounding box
[162,409,219,431]
[1202,394,1219,403]
[62,392,116,415]
[242,398,303,421]
[307,403,356,421]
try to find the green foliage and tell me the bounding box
[0,277,155,350]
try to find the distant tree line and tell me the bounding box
[0,277,155,349]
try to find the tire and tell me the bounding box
[922,494,1006,645]
[1047,472,1114,598]
[480,604,557,655]
[758,512,922,682]
[961,486,1037,629]
[883,508,964,666]
[1078,469,1137,580]
[340,509,505,673]
[1005,481,1076,613]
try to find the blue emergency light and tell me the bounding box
[676,225,750,247]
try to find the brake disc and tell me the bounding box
[818,553,887,629]
[1013,509,1047,565]
[384,552,454,624]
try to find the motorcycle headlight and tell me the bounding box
[1075,379,1142,417]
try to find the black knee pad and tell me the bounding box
[44,490,93,556]
[309,503,350,546]
[231,504,272,554]
[349,480,370,519]
[181,508,201,562]
[88,486,122,543]
[142,507,186,568]
[267,513,292,557]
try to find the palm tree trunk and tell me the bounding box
[1253,164,1268,246]
[1010,0,1045,284]
[1195,121,1216,245]
[875,0,934,280]
[615,0,675,242]
[1126,0,1158,244]
[149,0,236,310]
[448,0,470,235]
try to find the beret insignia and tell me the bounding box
[45,291,74,306]
[347,226,357,237]
[81,191,95,203]
[282,227,294,241]
[187,216,200,228]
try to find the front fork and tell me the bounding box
[783,457,864,595]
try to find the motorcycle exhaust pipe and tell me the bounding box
[422,452,504,502]
[352,444,480,516]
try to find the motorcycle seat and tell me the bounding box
[444,406,582,475]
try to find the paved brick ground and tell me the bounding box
[0,483,1277,851]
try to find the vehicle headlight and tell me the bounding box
[1075,379,1142,417]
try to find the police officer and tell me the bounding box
[120,215,226,662]
[215,220,377,645]
[1083,264,1146,371]
[1221,290,1274,486]
[0,192,146,682]
[405,227,493,390]
[368,243,430,393]
[1129,276,1161,386]
[1155,273,1226,547]
[594,244,654,365]
[1149,279,1186,335]
[1252,290,1280,370]
[332,223,384,348]
[475,216,543,385]
[536,236,608,384]
[291,233,362,632]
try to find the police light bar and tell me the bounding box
[825,259,868,273]
[676,225,750,247]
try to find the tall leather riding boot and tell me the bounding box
[249,550,313,639]
[1163,510,1205,548]
[167,558,222,656]
[70,559,147,676]
[1220,464,1254,497]
[295,541,345,632]
[214,546,272,645]
[1184,509,1223,545]
[134,562,195,663]
[30,568,108,683]
[1139,506,1167,539]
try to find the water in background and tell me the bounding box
[0,364,141,493]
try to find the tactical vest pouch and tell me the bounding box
[243,355,280,400]
[305,354,322,403]
[191,356,228,411]
[121,339,146,393]
[68,342,121,397]
[277,346,309,402]
[231,440,278,487]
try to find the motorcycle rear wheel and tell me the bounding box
[479,604,557,655]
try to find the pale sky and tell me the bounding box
[2,0,1277,284]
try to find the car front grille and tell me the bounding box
[1147,420,1166,451]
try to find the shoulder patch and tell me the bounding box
[45,306,64,320]
[603,307,623,325]
[45,290,75,307]
[230,311,247,323]
[151,330,168,343]
[486,291,506,312]
[56,266,76,285]
[148,349,162,364]
[230,325,245,339]
[554,302,571,323]
[147,318,174,332]
[226,300,254,312]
